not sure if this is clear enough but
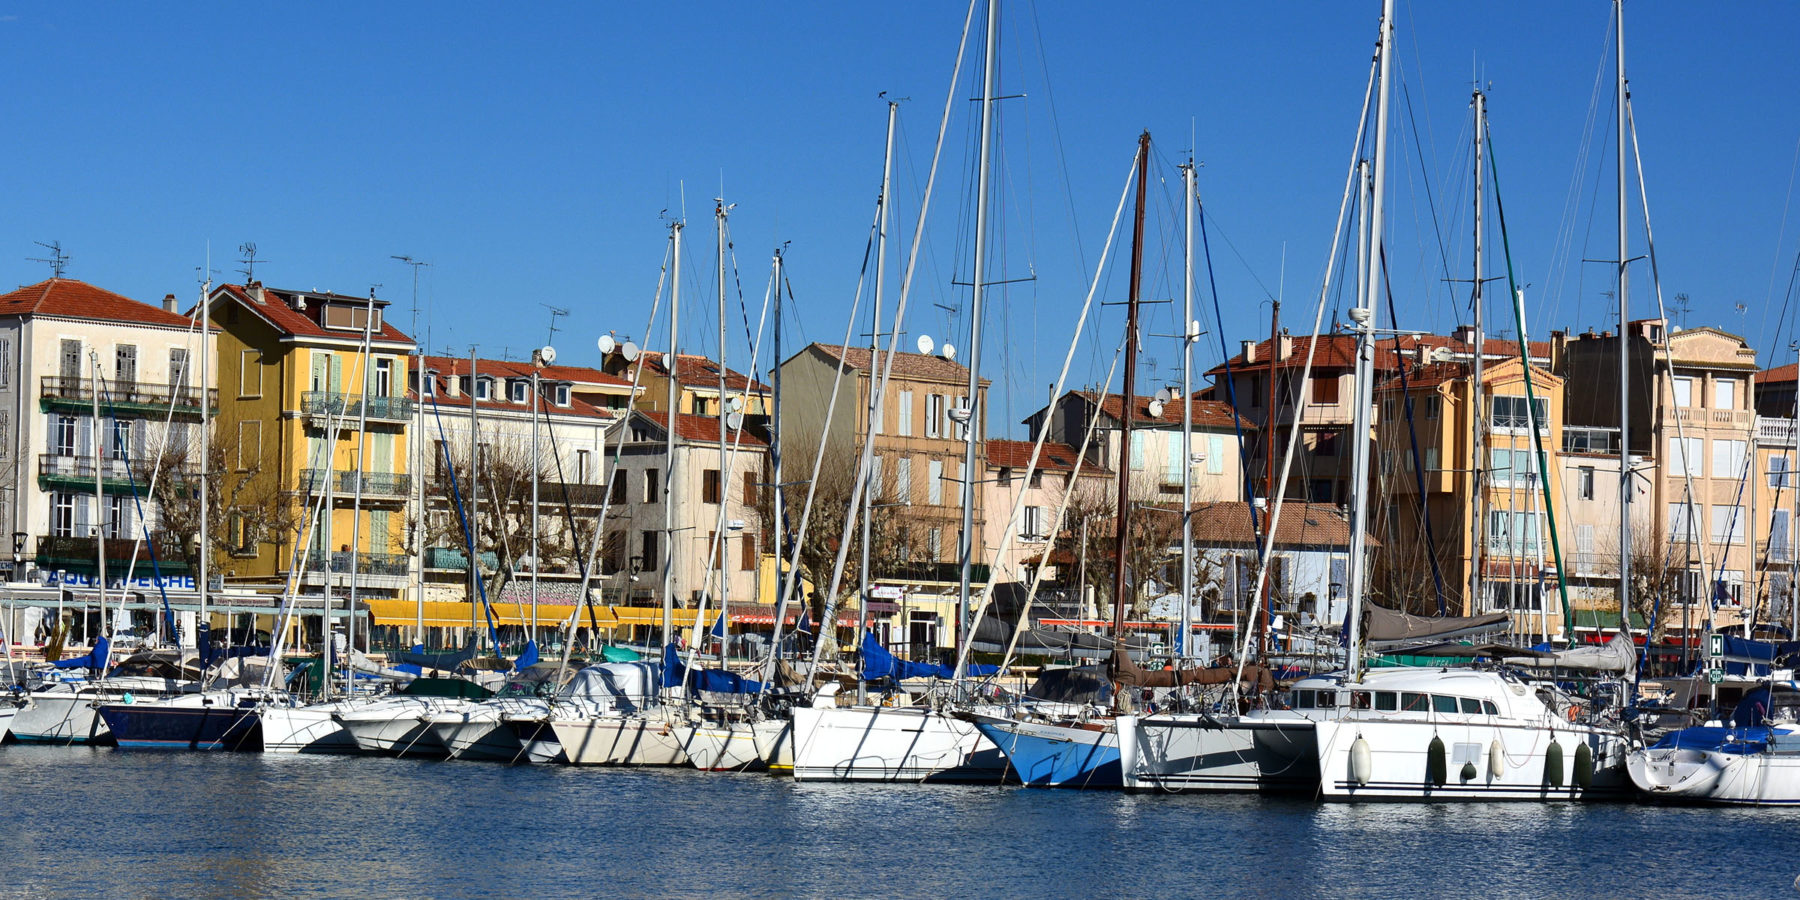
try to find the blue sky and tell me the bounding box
[3,2,1796,436]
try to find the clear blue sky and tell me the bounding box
[4,2,1796,436]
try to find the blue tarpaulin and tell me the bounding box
[513,640,540,672]
[198,624,269,668]
[50,635,110,671]
[662,643,762,694]
[859,632,997,682]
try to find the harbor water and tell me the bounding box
[3,744,1798,899]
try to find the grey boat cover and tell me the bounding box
[1507,633,1636,673]
[1025,665,1113,705]
[1364,605,1510,649]
[559,662,660,712]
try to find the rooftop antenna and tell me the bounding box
[1673,292,1692,329]
[28,241,68,278]
[542,304,570,346]
[236,242,266,283]
[391,255,431,339]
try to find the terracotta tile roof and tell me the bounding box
[211,283,414,345]
[1375,358,1559,393]
[1207,332,1548,379]
[1758,363,1797,385]
[634,351,768,393]
[638,410,767,448]
[420,355,628,388]
[0,278,210,330]
[1187,501,1374,549]
[1075,391,1247,430]
[415,356,617,421]
[985,438,1111,475]
[806,343,984,385]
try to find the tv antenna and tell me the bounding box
[392,255,432,356]
[28,241,68,278]
[237,242,267,282]
[542,304,570,346]
[1673,292,1692,329]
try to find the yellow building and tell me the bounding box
[205,282,415,606]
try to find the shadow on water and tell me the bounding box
[6,745,1800,899]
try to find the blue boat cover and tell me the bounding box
[50,635,110,671]
[197,625,270,668]
[859,632,998,682]
[391,644,479,670]
[1650,725,1773,756]
[512,641,540,672]
[661,643,762,694]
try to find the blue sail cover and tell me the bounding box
[661,643,762,694]
[198,624,270,668]
[859,632,997,682]
[50,635,110,671]
[392,643,479,670]
[512,640,540,672]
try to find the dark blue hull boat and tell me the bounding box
[98,696,262,751]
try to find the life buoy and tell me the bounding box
[1566,705,1579,723]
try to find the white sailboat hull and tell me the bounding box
[552,715,690,766]
[1119,714,1318,793]
[790,705,1006,783]
[12,692,105,744]
[259,703,363,754]
[678,719,779,771]
[1628,740,1800,804]
[1313,718,1629,801]
[755,716,793,770]
[335,699,473,757]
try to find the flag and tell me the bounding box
[795,604,813,635]
[709,611,727,641]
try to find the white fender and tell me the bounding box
[1488,739,1506,779]
[1349,736,1373,786]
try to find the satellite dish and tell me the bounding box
[597,335,616,355]
[620,341,640,362]
[1154,387,1173,404]
[1430,347,1454,364]
[726,394,744,413]
[538,345,557,365]
[940,342,957,361]
[726,411,745,430]
[916,334,936,355]
[1148,399,1166,418]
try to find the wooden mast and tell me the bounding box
[1111,131,1151,641]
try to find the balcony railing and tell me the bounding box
[1676,407,1753,428]
[35,534,189,568]
[299,468,411,498]
[300,391,413,424]
[40,376,215,415]
[302,551,409,577]
[1759,417,1797,449]
[1761,540,1795,564]
[38,453,196,490]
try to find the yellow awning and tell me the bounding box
[364,599,695,630]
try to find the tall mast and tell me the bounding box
[1259,299,1279,660]
[345,287,377,696]
[770,246,786,651]
[467,347,481,649]
[1344,0,1395,680]
[91,353,105,647]
[529,359,541,642]
[860,99,898,703]
[1470,88,1488,616]
[955,0,1000,677]
[1180,157,1196,662]
[1614,0,1633,636]
[662,222,683,649]
[197,277,210,643]
[1112,131,1151,639]
[716,198,730,649]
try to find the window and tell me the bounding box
[740,532,757,571]
[927,459,944,505]
[1488,510,1543,557]
[1424,447,1440,472]
[168,348,189,390]
[509,380,528,404]
[1374,692,1397,711]
[640,531,659,571]
[1711,505,1745,545]
[420,370,435,397]
[1022,506,1044,541]
[0,338,10,388]
[1772,455,1794,489]
[1460,698,1482,715]
[644,468,660,503]
[609,469,626,505]
[59,339,81,380]
[51,493,75,537]
[1670,501,1702,543]
[1131,432,1146,471]
[475,378,493,401]
[1483,701,1499,715]
[370,432,392,474]
[1208,435,1225,474]
[1401,692,1429,712]
[1311,376,1339,404]
[229,420,259,471]
[373,358,393,397]
[105,495,131,540]
[1670,437,1703,477]
[1713,439,1747,479]
[743,470,758,507]
[309,351,330,392]
[1578,466,1595,500]
[0,411,8,456]
[322,303,378,331]
[575,450,592,484]
[1715,378,1738,410]
[1423,395,1441,419]
[896,457,913,504]
[1030,468,1043,489]
[554,384,571,407]
[1772,510,1792,562]
[703,469,721,504]
[1164,433,1184,483]
[54,415,77,457]
[871,456,885,500]
[107,418,131,461]
[925,394,945,438]
[1715,571,1746,607]
[898,390,914,436]
[1673,376,1694,408]
[927,527,942,561]
[115,344,137,385]
[1489,395,1548,432]
[1432,695,1459,714]
[237,349,262,397]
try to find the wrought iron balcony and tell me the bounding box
[38,453,196,492]
[300,391,414,425]
[302,551,409,577]
[298,468,411,499]
[35,534,190,570]
[40,376,215,416]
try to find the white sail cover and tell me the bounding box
[1510,634,1636,673]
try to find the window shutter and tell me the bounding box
[330,355,343,394]
[78,416,92,459]
[74,495,90,532]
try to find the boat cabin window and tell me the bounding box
[1432,695,1459,714]
[1319,691,1340,709]
[1460,698,1483,715]
[1293,691,1314,709]
[1482,700,1499,715]
[1401,692,1429,712]
[1374,692,1397,711]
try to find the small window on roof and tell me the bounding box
[1460,698,1482,715]
[1432,695,1459,714]
[1482,700,1499,715]
[555,384,571,407]
[1401,692,1429,712]
[1374,692,1397,711]
[475,377,492,400]
[510,380,528,403]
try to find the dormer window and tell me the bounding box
[509,380,529,404]
[322,302,381,332]
[421,371,436,397]
[554,384,571,407]
[475,377,492,401]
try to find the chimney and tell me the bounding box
[1277,335,1294,361]
[250,281,266,304]
[1452,323,1476,345]
[1549,330,1568,374]
[1241,340,1257,364]
[161,293,177,313]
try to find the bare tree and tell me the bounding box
[767,438,915,622]
[142,423,295,577]
[1056,475,1184,620]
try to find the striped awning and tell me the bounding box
[364,600,699,629]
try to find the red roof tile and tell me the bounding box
[639,410,767,448]
[1188,501,1373,548]
[985,438,1111,475]
[0,279,210,330]
[421,355,628,388]
[1075,391,1247,430]
[211,283,414,345]
[633,351,768,393]
[805,343,985,385]
[415,356,617,421]
[1207,332,1548,379]
[1758,363,1797,385]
